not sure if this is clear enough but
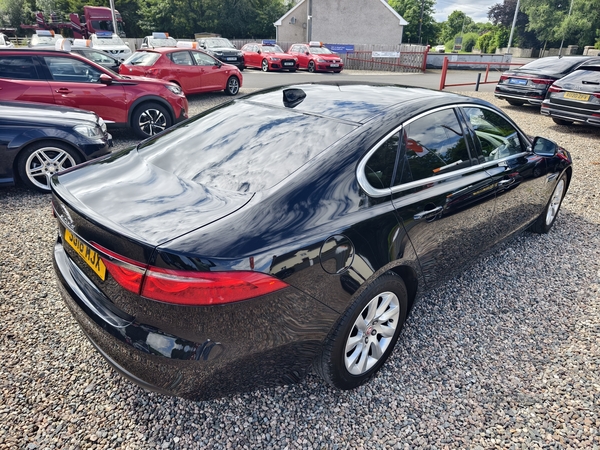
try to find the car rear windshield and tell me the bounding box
[124,52,160,66]
[137,101,356,193]
[520,57,589,74]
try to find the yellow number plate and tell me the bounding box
[64,228,106,281]
[563,91,590,101]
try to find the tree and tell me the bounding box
[488,0,538,47]
[388,0,437,44]
[440,10,476,44]
[0,0,33,31]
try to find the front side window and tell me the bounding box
[0,56,39,80]
[44,56,102,83]
[192,51,217,66]
[462,107,525,161]
[397,109,471,184]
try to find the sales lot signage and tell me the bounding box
[324,44,355,54]
[372,51,400,58]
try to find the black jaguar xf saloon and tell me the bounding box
[52,83,572,399]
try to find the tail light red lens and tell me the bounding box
[141,269,289,305]
[548,85,562,93]
[91,243,146,294]
[531,78,554,85]
[89,243,288,305]
[499,75,509,82]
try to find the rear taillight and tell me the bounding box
[499,75,509,82]
[89,243,288,305]
[593,93,600,99]
[548,85,562,93]
[531,78,554,85]
[91,243,146,294]
[145,68,160,76]
[141,269,289,305]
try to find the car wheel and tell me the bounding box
[132,102,171,138]
[239,65,245,71]
[225,76,240,95]
[314,272,408,390]
[506,99,524,106]
[17,140,81,193]
[529,172,568,234]
[308,61,316,73]
[261,59,269,72]
[552,117,573,126]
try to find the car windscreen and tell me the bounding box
[519,57,589,75]
[310,47,333,54]
[137,101,356,193]
[92,35,125,46]
[123,52,160,66]
[148,38,177,47]
[205,38,235,48]
[261,45,284,53]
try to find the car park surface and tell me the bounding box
[287,42,344,73]
[0,100,112,192]
[51,83,571,400]
[495,55,600,106]
[241,42,298,72]
[541,61,600,127]
[0,48,188,138]
[119,46,242,96]
[1,85,599,448]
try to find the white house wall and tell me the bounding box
[276,1,308,44]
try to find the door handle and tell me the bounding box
[55,88,72,94]
[413,206,443,220]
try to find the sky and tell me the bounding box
[433,0,501,23]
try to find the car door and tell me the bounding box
[460,105,550,243]
[243,44,259,68]
[168,50,199,94]
[191,51,225,92]
[42,55,127,124]
[389,107,498,287]
[0,55,54,103]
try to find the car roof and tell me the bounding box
[239,82,472,123]
[136,47,201,54]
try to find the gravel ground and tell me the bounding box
[1,91,599,450]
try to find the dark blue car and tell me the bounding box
[0,101,112,192]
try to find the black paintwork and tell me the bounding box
[51,83,573,399]
[0,101,111,187]
[198,38,245,70]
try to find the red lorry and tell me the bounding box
[21,6,125,39]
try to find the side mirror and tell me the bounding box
[532,136,558,157]
[215,60,222,68]
[99,74,113,85]
[257,49,261,54]
[305,51,309,55]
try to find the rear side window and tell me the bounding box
[397,109,471,184]
[123,52,160,66]
[0,56,40,80]
[170,51,193,66]
[364,132,400,189]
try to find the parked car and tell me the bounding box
[140,32,177,49]
[197,37,245,70]
[0,101,111,192]
[52,83,572,400]
[28,30,61,47]
[241,42,298,72]
[0,48,188,138]
[287,41,343,73]
[433,44,445,53]
[0,32,14,48]
[541,60,600,127]
[70,47,121,72]
[119,46,242,96]
[89,32,132,61]
[495,56,599,106]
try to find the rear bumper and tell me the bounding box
[541,101,600,126]
[494,86,546,105]
[53,238,337,400]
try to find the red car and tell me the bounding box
[288,42,344,73]
[0,48,188,138]
[120,45,242,96]
[241,42,298,72]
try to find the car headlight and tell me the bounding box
[74,124,104,138]
[213,51,223,56]
[165,84,182,95]
[270,57,280,61]
[98,117,107,133]
[317,58,326,63]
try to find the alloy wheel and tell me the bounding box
[25,147,77,191]
[546,178,565,226]
[138,108,167,136]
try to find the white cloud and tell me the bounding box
[433,0,501,23]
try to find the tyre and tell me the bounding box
[308,61,316,73]
[289,68,296,73]
[225,76,240,95]
[261,59,269,72]
[506,99,524,106]
[131,102,171,139]
[17,140,81,192]
[552,117,573,126]
[239,65,245,72]
[314,272,408,390]
[529,172,568,234]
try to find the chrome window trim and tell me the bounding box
[357,103,531,198]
